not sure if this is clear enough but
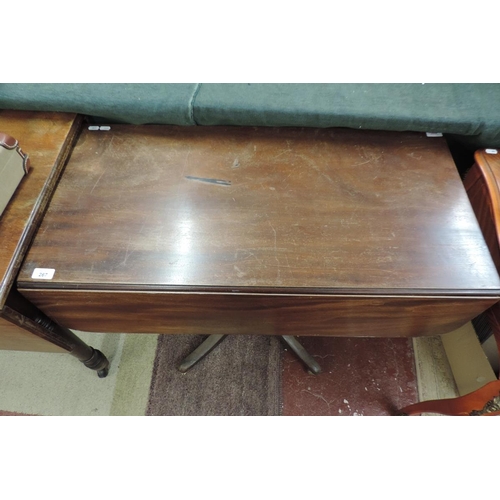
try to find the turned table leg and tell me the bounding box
[3,290,110,378]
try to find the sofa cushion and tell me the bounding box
[193,83,500,148]
[1,83,499,149]
[0,83,199,126]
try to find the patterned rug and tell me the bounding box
[147,335,282,416]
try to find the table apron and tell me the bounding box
[17,289,499,338]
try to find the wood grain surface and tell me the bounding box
[0,111,81,308]
[18,126,500,296]
[465,150,500,270]
[464,149,500,358]
[17,289,497,337]
[0,111,82,352]
[0,316,64,352]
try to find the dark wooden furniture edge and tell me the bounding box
[18,287,496,338]
[0,114,84,309]
[0,113,111,375]
[16,282,500,298]
[398,150,500,415]
[472,150,500,257]
[4,289,109,377]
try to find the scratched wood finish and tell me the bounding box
[0,111,81,352]
[0,111,81,308]
[17,289,497,338]
[0,316,64,352]
[18,126,500,296]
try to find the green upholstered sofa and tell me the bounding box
[1,83,499,170]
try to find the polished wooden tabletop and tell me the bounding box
[0,111,80,308]
[18,125,500,297]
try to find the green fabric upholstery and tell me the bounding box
[193,83,500,149]
[1,83,499,148]
[0,83,199,126]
